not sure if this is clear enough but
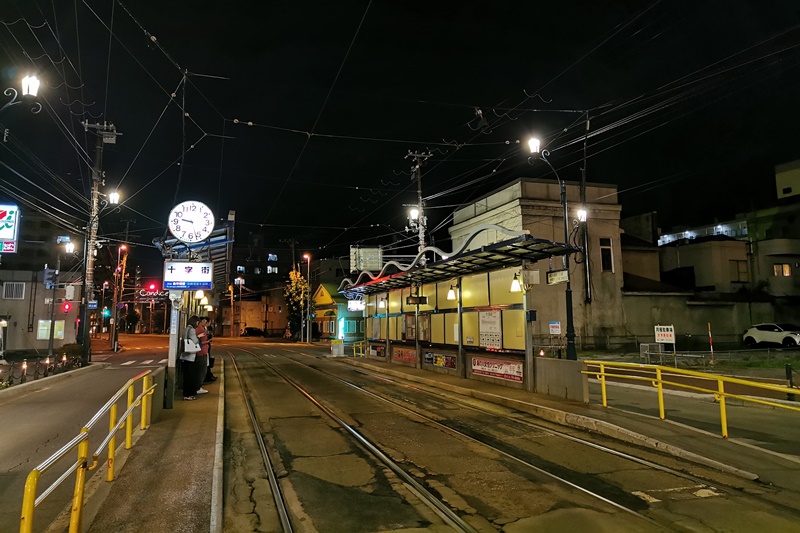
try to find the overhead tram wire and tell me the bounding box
[259,0,373,225]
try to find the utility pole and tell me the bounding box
[405,150,432,266]
[81,121,121,362]
[580,112,592,303]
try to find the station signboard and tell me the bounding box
[163,261,214,290]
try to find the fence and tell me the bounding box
[583,360,800,438]
[0,355,82,388]
[19,369,157,533]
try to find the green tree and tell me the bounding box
[283,268,309,340]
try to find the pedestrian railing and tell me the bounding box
[19,369,156,533]
[353,340,367,358]
[583,360,800,439]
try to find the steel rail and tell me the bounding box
[226,351,293,533]
[241,348,479,533]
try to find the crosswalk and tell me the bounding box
[119,359,168,366]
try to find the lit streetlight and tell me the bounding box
[1,74,42,115]
[303,254,311,343]
[527,139,577,360]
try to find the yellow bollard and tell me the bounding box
[126,385,134,449]
[107,403,117,482]
[69,430,90,533]
[599,363,608,407]
[19,469,41,533]
[141,375,150,430]
[656,367,665,420]
[718,379,728,439]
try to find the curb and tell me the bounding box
[0,363,110,401]
[340,358,759,481]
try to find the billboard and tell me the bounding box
[0,204,20,253]
[163,261,214,290]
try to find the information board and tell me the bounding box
[163,261,214,290]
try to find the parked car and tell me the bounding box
[241,327,265,337]
[742,323,800,347]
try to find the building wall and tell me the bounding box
[448,179,627,344]
[623,248,661,281]
[751,239,800,296]
[0,270,80,354]
[660,240,748,292]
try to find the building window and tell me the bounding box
[329,320,335,334]
[267,266,278,274]
[3,281,25,299]
[729,260,748,283]
[254,267,262,275]
[599,237,614,272]
[773,263,792,277]
[268,253,278,262]
[236,265,245,273]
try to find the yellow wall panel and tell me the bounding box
[419,283,436,312]
[502,309,525,350]
[431,313,445,344]
[389,316,399,340]
[462,273,489,308]
[437,280,457,310]
[444,313,458,345]
[491,268,522,306]
[462,311,479,347]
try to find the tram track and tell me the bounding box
[227,349,479,532]
[230,346,672,532]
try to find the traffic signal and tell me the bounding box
[44,267,58,289]
[62,301,72,313]
[148,282,157,291]
[103,307,111,317]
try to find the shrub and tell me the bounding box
[60,343,84,358]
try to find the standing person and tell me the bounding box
[204,322,217,383]
[194,317,211,395]
[181,315,201,401]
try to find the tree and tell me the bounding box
[283,268,309,340]
[125,308,141,333]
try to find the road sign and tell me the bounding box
[88,300,98,310]
[655,324,675,344]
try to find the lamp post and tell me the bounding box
[527,140,577,360]
[110,244,126,351]
[235,277,244,336]
[303,253,311,343]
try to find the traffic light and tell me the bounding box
[103,307,111,318]
[148,282,157,291]
[62,301,72,313]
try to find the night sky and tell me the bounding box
[1,1,799,276]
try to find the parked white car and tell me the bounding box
[742,323,800,347]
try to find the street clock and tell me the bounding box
[167,200,215,243]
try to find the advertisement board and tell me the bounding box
[0,204,19,253]
[471,357,523,382]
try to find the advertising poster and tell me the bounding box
[424,351,457,369]
[471,357,523,382]
[392,347,416,365]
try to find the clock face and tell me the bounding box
[168,201,215,243]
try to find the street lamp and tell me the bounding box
[1,75,42,115]
[110,244,127,352]
[303,253,311,343]
[235,277,244,336]
[527,139,577,360]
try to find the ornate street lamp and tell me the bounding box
[1,75,41,114]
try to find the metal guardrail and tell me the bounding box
[19,370,156,533]
[352,340,367,358]
[583,360,800,439]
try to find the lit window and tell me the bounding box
[268,253,278,262]
[236,265,245,273]
[599,238,614,272]
[254,267,262,275]
[773,263,792,277]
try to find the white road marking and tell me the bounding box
[633,484,721,503]
[120,360,135,366]
[159,358,168,363]
[141,360,154,365]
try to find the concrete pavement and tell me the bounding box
[5,344,800,532]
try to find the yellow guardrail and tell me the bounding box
[353,340,367,358]
[19,370,156,533]
[584,360,800,439]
